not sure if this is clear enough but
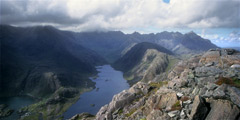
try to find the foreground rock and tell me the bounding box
[205,99,239,120]
[70,49,240,120]
[93,49,240,120]
[190,96,209,120]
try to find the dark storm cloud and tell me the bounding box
[0,0,239,31]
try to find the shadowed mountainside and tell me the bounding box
[0,25,106,97]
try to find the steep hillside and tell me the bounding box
[113,42,175,85]
[0,25,106,97]
[94,48,240,120]
[0,25,106,119]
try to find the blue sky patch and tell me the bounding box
[163,0,170,3]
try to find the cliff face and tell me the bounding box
[95,49,240,120]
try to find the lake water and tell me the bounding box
[0,96,36,120]
[64,65,130,119]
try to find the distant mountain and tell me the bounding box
[113,42,175,85]
[74,31,218,63]
[0,25,106,97]
[128,31,218,54]
[74,31,131,63]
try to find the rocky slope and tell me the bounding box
[113,42,175,85]
[94,48,240,120]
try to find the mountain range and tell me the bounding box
[0,25,219,119]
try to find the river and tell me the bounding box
[63,65,130,119]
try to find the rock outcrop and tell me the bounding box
[93,49,240,120]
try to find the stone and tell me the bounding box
[199,50,221,65]
[205,99,240,120]
[199,87,208,95]
[195,66,222,77]
[205,62,214,67]
[168,110,179,118]
[190,95,209,120]
[231,64,240,69]
[147,111,170,120]
[146,109,163,120]
[224,49,236,55]
[183,100,192,104]
[202,90,213,98]
[192,87,200,95]
[180,110,186,119]
[206,83,218,90]
[213,88,225,99]
[156,92,178,109]
[177,93,183,98]
[227,86,240,107]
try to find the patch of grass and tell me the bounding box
[125,108,137,117]
[118,108,123,114]
[171,101,182,111]
[215,77,240,88]
[149,81,168,88]
[140,118,147,120]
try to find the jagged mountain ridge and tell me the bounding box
[74,30,218,62]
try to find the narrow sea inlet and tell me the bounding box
[64,65,130,119]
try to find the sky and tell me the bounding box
[0,0,240,47]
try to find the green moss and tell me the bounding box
[149,81,168,88]
[171,101,181,111]
[118,108,123,114]
[125,108,137,117]
[215,77,240,88]
[233,77,240,88]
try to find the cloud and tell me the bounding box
[201,30,240,47]
[0,0,239,31]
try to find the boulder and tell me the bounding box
[167,110,179,118]
[195,66,222,77]
[212,87,225,99]
[156,92,178,109]
[199,50,220,65]
[190,95,209,120]
[205,99,240,120]
[227,87,240,107]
